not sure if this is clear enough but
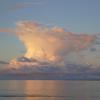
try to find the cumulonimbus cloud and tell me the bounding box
[15,21,95,65]
[0,20,99,67]
[0,20,100,74]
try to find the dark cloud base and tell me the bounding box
[0,73,100,80]
[0,63,100,80]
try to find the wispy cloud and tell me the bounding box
[10,0,46,10]
[0,28,14,34]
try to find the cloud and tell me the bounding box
[0,28,14,34]
[0,21,100,72]
[0,20,99,67]
[10,1,46,10]
[0,20,100,75]
[15,21,95,65]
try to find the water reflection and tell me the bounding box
[24,80,60,99]
[0,81,100,100]
[23,80,70,100]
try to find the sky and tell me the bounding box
[0,0,100,69]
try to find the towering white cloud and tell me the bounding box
[15,21,95,65]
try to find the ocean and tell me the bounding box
[0,80,100,100]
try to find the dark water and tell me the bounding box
[0,80,100,100]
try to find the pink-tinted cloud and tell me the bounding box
[0,28,14,34]
[10,1,46,10]
[15,21,95,64]
[0,20,100,72]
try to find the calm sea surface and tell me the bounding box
[0,80,100,100]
